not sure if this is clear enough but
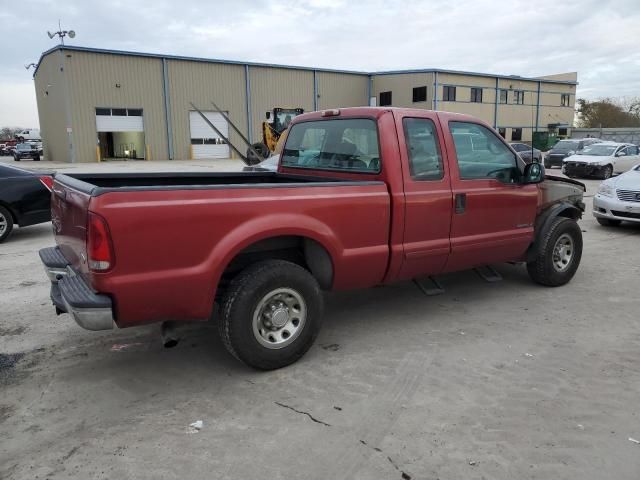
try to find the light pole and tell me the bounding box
[47,20,76,45]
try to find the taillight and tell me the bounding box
[87,212,115,272]
[39,176,54,192]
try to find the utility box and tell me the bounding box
[533,131,559,151]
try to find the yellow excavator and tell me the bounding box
[248,107,304,161]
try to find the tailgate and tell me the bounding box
[51,176,91,275]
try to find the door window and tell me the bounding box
[450,122,520,183]
[403,118,443,180]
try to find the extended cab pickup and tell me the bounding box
[40,107,585,370]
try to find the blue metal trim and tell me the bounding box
[313,70,318,111]
[33,45,578,86]
[493,78,499,129]
[245,64,253,144]
[162,58,174,160]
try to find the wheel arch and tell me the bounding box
[0,200,19,224]
[526,202,582,262]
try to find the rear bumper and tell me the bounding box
[40,247,115,331]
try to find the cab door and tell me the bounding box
[396,113,453,280]
[439,117,539,272]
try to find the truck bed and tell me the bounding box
[50,170,391,326]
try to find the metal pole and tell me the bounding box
[244,64,253,144]
[210,101,263,161]
[313,70,318,111]
[434,72,439,110]
[494,77,499,129]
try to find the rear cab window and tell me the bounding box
[281,118,381,173]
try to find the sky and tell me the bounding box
[1,0,639,128]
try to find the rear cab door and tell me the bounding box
[438,113,538,272]
[392,110,453,280]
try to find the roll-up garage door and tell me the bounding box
[96,108,144,132]
[189,111,230,159]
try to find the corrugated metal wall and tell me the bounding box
[64,51,167,162]
[249,67,314,143]
[33,53,69,162]
[167,60,246,160]
[372,73,433,108]
[316,72,368,110]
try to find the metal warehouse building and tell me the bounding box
[33,45,577,163]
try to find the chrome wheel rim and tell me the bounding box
[252,288,306,349]
[552,233,574,272]
[0,212,7,236]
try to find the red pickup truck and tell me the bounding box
[40,107,585,370]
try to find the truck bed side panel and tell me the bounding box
[89,183,390,326]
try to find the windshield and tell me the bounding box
[552,140,579,152]
[282,118,380,173]
[16,144,33,151]
[579,144,617,156]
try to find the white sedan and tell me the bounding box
[593,164,640,226]
[563,142,640,179]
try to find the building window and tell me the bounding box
[127,109,143,116]
[513,90,524,105]
[443,86,456,102]
[470,87,483,103]
[412,86,427,103]
[111,108,127,116]
[511,128,522,141]
[561,94,570,106]
[379,91,392,106]
[96,108,111,116]
[558,127,568,136]
[499,90,508,104]
[498,127,506,138]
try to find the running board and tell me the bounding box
[474,265,503,283]
[413,276,445,296]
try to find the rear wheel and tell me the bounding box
[34,156,40,161]
[596,217,621,227]
[599,164,613,180]
[0,205,14,243]
[544,159,551,169]
[13,155,20,161]
[527,217,583,287]
[246,142,270,165]
[219,260,323,370]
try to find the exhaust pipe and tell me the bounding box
[161,321,180,348]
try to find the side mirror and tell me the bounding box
[523,162,544,184]
[616,151,626,157]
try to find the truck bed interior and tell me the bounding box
[58,172,379,192]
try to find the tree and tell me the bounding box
[576,98,640,128]
[0,127,22,141]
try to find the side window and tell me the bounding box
[450,121,520,183]
[403,118,443,181]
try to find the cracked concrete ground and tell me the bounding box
[1,158,640,479]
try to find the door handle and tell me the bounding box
[455,193,466,214]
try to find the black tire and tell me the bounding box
[13,155,20,161]
[34,156,40,161]
[246,142,270,165]
[599,164,613,180]
[544,159,551,169]
[596,217,621,227]
[527,217,583,287]
[0,205,14,243]
[219,260,323,370]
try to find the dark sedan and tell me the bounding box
[510,143,541,163]
[0,164,53,243]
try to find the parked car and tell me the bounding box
[545,138,601,168]
[13,143,41,161]
[510,143,541,163]
[14,128,41,142]
[40,107,585,370]
[242,155,279,172]
[563,142,639,179]
[0,164,53,243]
[593,163,640,226]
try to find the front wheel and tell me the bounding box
[599,164,613,180]
[13,155,20,161]
[527,217,583,287]
[0,205,14,243]
[219,260,323,370]
[34,156,40,161]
